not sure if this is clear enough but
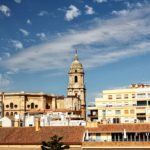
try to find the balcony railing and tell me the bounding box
[88,114,98,118]
[88,104,96,107]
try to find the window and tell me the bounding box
[102,110,106,116]
[35,105,38,108]
[46,103,50,109]
[124,94,128,99]
[74,76,78,83]
[14,112,18,115]
[137,93,146,98]
[31,103,34,109]
[124,102,129,106]
[92,111,97,115]
[115,110,121,115]
[75,93,78,97]
[6,112,9,116]
[130,109,135,114]
[6,105,9,108]
[124,110,129,115]
[124,118,129,123]
[137,101,147,106]
[108,95,112,100]
[132,94,135,98]
[96,133,101,141]
[10,103,14,109]
[14,105,18,108]
[107,110,112,115]
[10,112,13,116]
[27,105,30,108]
[113,118,120,123]
[116,94,121,99]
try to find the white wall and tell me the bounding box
[0,117,12,127]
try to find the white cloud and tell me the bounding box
[0,5,11,17]
[85,5,95,15]
[36,33,46,40]
[27,19,32,25]
[0,74,11,90]
[112,9,129,16]
[14,0,22,4]
[1,4,150,72]
[125,2,143,9]
[3,52,11,58]
[11,40,23,49]
[82,42,150,68]
[38,10,49,16]
[65,5,81,21]
[136,2,143,7]
[94,0,107,3]
[0,52,11,61]
[19,28,29,36]
[125,2,131,8]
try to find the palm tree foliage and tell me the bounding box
[41,135,70,150]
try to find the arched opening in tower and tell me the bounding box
[74,76,78,83]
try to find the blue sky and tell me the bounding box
[0,0,150,102]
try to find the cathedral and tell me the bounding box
[0,51,86,120]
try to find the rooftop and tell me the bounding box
[86,123,150,133]
[0,126,84,145]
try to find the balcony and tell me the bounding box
[88,104,96,107]
[88,102,96,108]
[88,114,98,118]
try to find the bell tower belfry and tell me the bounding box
[67,50,86,119]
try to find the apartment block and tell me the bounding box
[88,84,150,123]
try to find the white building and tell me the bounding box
[24,111,86,127]
[88,84,150,124]
[0,116,13,127]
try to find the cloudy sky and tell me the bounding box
[0,0,150,102]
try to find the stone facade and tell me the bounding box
[67,51,86,119]
[0,52,86,120]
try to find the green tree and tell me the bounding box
[41,135,70,150]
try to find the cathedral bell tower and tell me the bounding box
[67,50,86,120]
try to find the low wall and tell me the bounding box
[0,145,81,150]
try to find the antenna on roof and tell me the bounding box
[74,48,79,61]
[75,49,77,55]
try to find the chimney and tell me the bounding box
[35,118,40,131]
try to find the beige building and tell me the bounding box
[0,52,86,120]
[88,83,150,123]
[0,93,81,117]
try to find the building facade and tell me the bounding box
[0,52,86,120]
[88,84,150,123]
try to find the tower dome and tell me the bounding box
[69,51,83,73]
